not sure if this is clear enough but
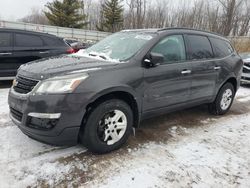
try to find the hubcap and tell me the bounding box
[220,89,233,110]
[97,110,127,145]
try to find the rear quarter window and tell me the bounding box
[210,37,234,58]
[187,35,213,60]
[15,33,43,47]
[42,36,66,46]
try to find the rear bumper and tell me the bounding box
[8,87,89,145]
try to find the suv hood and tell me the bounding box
[18,55,119,80]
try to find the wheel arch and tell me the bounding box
[214,76,237,101]
[82,87,141,131]
[221,77,237,93]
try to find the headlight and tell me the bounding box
[35,73,88,94]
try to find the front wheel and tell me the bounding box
[80,99,133,154]
[208,82,235,115]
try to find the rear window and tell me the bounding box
[15,34,43,47]
[187,35,213,60]
[210,37,234,58]
[42,36,65,46]
[0,33,12,47]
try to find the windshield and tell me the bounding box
[75,32,156,62]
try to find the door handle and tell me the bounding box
[0,52,12,55]
[214,66,221,70]
[39,51,50,54]
[181,70,192,75]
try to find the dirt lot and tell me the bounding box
[0,83,250,188]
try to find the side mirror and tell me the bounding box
[143,52,164,67]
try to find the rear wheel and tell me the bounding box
[208,82,235,115]
[80,99,133,154]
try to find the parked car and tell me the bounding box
[0,28,75,80]
[240,53,250,84]
[8,28,243,153]
[64,39,91,52]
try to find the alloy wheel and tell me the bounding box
[97,110,127,145]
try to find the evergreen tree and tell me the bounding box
[97,0,124,32]
[44,0,87,28]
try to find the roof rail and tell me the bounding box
[158,27,225,37]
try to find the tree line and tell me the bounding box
[19,0,250,36]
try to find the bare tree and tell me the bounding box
[70,0,250,36]
[238,0,250,36]
[217,0,244,35]
[19,7,49,25]
[84,0,105,30]
[125,0,147,29]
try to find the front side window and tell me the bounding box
[0,33,11,47]
[16,34,43,47]
[187,35,213,60]
[151,35,186,63]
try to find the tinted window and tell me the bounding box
[151,35,186,63]
[16,34,43,47]
[210,37,233,58]
[42,36,64,46]
[187,35,213,60]
[0,33,11,47]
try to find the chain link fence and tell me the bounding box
[0,20,110,42]
[1,20,249,52]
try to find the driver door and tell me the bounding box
[143,35,192,112]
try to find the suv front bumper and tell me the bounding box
[8,88,88,146]
[241,73,250,84]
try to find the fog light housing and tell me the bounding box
[28,113,61,119]
[27,113,61,130]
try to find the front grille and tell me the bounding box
[14,76,39,94]
[243,63,250,73]
[242,76,250,81]
[10,107,23,122]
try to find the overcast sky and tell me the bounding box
[0,0,53,21]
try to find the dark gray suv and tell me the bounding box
[8,28,243,153]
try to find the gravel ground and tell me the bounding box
[0,84,250,188]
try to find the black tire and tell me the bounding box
[208,82,235,115]
[80,99,133,154]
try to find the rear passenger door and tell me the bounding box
[13,33,45,69]
[41,36,68,56]
[0,32,14,77]
[185,35,218,101]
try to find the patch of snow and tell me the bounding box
[0,87,88,188]
[91,113,250,188]
[0,89,9,114]
[72,50,120,63]
[237,96,250,102]
[236,86,250,99]
[0,86,250,187]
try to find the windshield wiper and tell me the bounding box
[89,52,108,60]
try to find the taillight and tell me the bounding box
[66,48,77,54]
